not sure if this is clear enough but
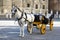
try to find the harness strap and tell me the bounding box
[18,12,23,20]
[23,13,32,23]
[18,13,33,23]
[15,6,33,23]
[25,13,27,20]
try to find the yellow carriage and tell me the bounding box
[27,14,53,34]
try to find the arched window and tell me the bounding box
[43,5,45,9]
[27,3,30,7]
[43,0,45,1]
[35,4,38,9]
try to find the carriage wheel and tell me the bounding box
[40,24,46,34]
[27,25,31,33]
[50,21,53,31]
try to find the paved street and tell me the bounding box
[0,0,60,40]
[0,26,60,40]
[0,20,60,40]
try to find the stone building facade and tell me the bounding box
[0,0,12,15]
[49,0,60,13]
[0,0,48,17]
[48,0,60,18]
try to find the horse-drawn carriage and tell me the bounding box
[27,14,54,34]
[11,6,54,37]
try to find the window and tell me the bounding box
[43,5,45,9]
[43,0,45,1]
[35,4,38,9]
[27,3,30,7]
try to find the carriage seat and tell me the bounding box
[34,14,40,22]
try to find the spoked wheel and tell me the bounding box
[27,25,31,33]
[50,21,53,31]
[40,24,46,34]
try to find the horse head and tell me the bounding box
[11,6,23,19]
[11,6,17,17]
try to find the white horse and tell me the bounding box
[11,6,35,37]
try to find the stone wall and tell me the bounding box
[0,0,12,15]
[49,0,60,12]
[0,0,48,16]
[3,0,12,14]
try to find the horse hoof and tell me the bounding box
[22,35,24,37]
[30,33,32,35]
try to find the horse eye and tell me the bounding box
[15,10,17,12]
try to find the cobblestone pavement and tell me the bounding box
[0,26,60,40]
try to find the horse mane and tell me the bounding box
[15,6,23,13]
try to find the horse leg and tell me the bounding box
[19,24,25,37]
[30,23,33,34]
[19,23,22,36]
[18,20,23,37]
[21,22,25,37]
[19,26,22,36]
[22,26,25,37]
